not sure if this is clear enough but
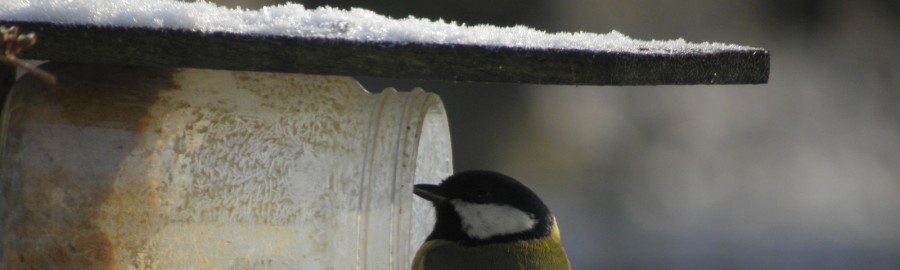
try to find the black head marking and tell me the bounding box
[414,170,554,245]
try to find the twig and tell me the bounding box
[2,25,56,85]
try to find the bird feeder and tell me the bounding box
[0,1,768,269]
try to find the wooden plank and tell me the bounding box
[2,21,769,86]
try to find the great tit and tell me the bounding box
[412,170,571,270]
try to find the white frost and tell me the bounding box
[0,0,758,53]
[450,199,537,240]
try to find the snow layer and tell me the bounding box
[0,0,756,53]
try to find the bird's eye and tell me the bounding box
[471,190,492,202]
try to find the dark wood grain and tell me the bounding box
[1,21,769,86]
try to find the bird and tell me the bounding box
[411,170,571,270]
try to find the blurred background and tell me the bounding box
[219,0,898,268]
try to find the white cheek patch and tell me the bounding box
[450,199,537,240]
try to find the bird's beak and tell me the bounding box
[413,184,447,204]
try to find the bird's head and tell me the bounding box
[414,170,554,245]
